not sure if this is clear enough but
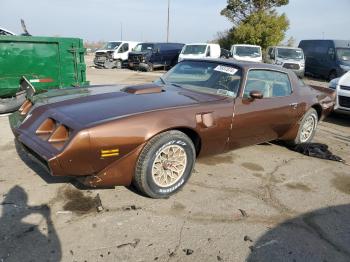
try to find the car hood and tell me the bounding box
[278,58,304,64]
[233,55,261,62]
[179,54,205,59]
[31,85,126,106]
[31,84,225,127]
[95,49,113,54]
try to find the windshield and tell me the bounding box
[133,43,154,52]
[277,48,304,60]
[182,45,207,55]
[234,46,261,57]
[103,42,122,50]
[157,61,242,97]
[336,48,350,61]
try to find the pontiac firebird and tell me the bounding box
[9,59,335,198]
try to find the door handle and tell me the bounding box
[289,103,298,109]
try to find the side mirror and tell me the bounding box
[155,48,160,54]
[249,90,264,99]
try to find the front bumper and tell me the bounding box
[334,90,350,114]
[293,68,305,78]
[94,56,107,67]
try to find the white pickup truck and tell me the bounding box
[94,41,139,69]
[329,71,350,114]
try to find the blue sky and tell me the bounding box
[1,0,350,44]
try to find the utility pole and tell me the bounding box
[167,0,170,42]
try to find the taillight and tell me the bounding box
[19,100,33,115]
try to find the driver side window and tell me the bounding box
[118,43,129,53]
[244,70,292,98]
[206,46,211,57]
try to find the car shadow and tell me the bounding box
[324,113,350,127]
[14,139,72,185]
[0,186,62,261]
[246,204,350,262]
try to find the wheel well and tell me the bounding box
[311,104,322,120]
[176,128,201,156]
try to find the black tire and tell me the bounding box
[288,108,318,146]
[147,63,154,72]
[133,131,196,199]
[328,70,337,81]
[104,60,115,69]
[115,60,122,69]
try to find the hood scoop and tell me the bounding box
[122,84,164,95]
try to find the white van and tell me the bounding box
[230,44,262,63]
[265,46,305,78]
[94,41,139,69]
[329,70,350,115]
[178,43,221,62]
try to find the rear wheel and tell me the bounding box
[288,108,318,145]
[133,131,196,198]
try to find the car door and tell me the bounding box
[118,43,129,61]
[228,69,300,149]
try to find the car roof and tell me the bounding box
[233,44,261,48]
[183,58,291,73]
[272,46,303,50]
[137,42,183,44]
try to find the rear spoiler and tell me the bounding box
[309,84,336,102]
[19,76,36,99]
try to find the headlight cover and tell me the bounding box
[329,78,340,90]
[340,65,350,71]
[275,60,283,65]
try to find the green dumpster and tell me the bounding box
[0,35,89,113]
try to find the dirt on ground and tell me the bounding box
[0,56,349,262]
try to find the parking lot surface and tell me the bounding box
[0,58,349,262]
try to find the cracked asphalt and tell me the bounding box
[0,56,349,262]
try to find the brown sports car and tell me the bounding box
[10,59,335,198]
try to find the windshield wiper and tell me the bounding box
[171,83,183,88]
[159,76,167,85]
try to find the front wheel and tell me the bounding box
[115,59,122,69]
[133,131,196,198]
[104,60,115,69]
[288,108,318,145]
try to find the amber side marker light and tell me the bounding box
[101,149,119,158]
[19,100,33,116]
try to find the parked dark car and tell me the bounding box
[220,48,231,58]
[128,42,184,71]
[10,59,335,198]
[299,40,350,80]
